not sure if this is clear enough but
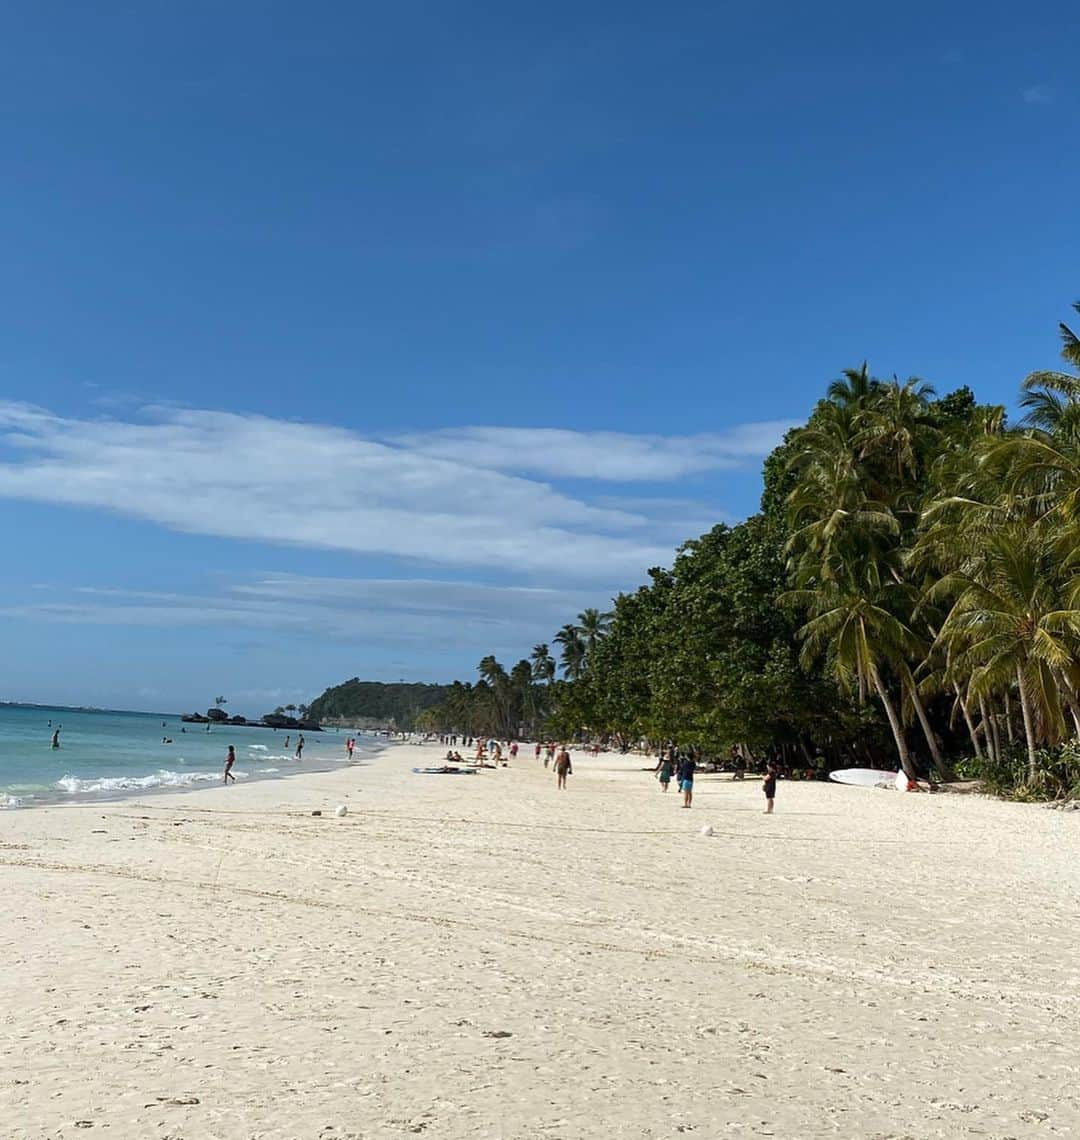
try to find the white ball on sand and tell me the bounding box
[335,805,348,818]
[699,824,714,837]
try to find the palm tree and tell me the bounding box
[477,656,515,737]
[826,361,877,409]
[530,643,556,684]
[576,608,612,659]
[783,574,922,779]
[785,385,946,775]
[554,624,587,681]
[991,302,1080,528]
[856,377,937,486]
[928,525,1080,780]
[215,695,227,708]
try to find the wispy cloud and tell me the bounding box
[393,422,793,481]
[1022,84,1053,106]
[0,574,599,652]
[0,402,778,583]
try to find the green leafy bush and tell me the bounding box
[954,743,1080,801]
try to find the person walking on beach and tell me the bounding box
[657,754,673,792]
[295,734,305,760]
[545,743,555,768]
[534,741,542,761]
[555,745,572,790]
[223,745,236,784]
[677,752,696,808]
[763,763,778,814]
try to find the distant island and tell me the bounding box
[305,679,452,731]
[181,698,323,731]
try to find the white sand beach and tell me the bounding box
[2,742,1079,1139]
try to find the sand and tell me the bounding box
[2,742,1079,1139]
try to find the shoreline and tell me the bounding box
[0,736,394,812]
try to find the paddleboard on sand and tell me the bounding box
[829,768,902,789]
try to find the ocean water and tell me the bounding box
[0,704,370,808]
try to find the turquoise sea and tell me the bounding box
[0,704,369,808]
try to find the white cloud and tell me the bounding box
[1022,84,1053,105]
[393,422,794,481]
[0,402,776,581]
[0,574,599,652]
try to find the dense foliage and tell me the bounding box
[306,679,452,729]
[417,303,1080,797]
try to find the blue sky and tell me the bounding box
[0,1,1076,712]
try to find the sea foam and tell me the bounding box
[54,769,247,795]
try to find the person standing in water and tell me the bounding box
[51,729,60,750]
[763,763,778,814]
[223,745,236,784]
[295,734,305,760]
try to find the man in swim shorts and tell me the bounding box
[677,752,696,808]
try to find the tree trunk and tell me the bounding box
[978,694,997,764]
[905,673,946,777]
[871,664,916,780]
[1052,668,1080,740]
[955,683,983,760]
[1003,691,1015,744]
[1016,665,1038,783]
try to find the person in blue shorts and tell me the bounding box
[677,752,696,808]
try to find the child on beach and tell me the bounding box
[555,746,572,789]
[223,746,236,784]
[763,763,777,813]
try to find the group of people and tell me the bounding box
[473,739,518,766]
[654,747,778,812]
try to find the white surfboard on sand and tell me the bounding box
[829,768,901,789]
